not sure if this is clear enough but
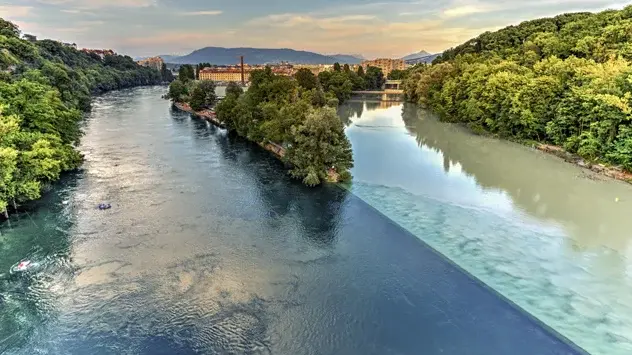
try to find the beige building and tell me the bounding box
[361,58,407,76]
[293,64,333,75]
[199,68,250,82]
[137,56,164,71]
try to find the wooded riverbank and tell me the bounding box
[402,6,632,187]
[167,67,352,186]
[172,101,341,182]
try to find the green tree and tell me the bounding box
[161,63,174,82]
[356,66,365,77]
[294,68,318,90]
[226,81,244,97]
[286,107,353,185]
[0,18,20,37]
[322,71,353,103]
[364,66,385,90]
[168,80,187,102]
[333,62,342,72]
[178,64,195,81]
[189,80,217,111]
[343,64,351,72]
[388,69,407,80]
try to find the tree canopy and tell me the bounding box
[0,17,164,218]
[178,64,195,82]
[294,68,318,90]
[403,5,632,171]
[213,68,354,185]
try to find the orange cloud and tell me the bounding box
[0,5,33,18]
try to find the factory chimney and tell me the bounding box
[240,56,245,85]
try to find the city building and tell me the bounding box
[199,67,250,82]
[293,64,333,75]
[137,56,164,71]
[361,58,407,76]
[23,34,37,42]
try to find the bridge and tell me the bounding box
[352,80,404,101]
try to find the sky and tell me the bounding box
[0,0,627,59]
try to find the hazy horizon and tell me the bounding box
[1,0,627,59]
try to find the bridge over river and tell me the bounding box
[352,80,404,101]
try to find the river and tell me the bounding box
[0,87,630,354]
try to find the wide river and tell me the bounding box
[1,87,631,354]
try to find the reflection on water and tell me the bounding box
[342,100,632,355]
[1,88,581,355]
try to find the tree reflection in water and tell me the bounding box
[397,103,632,253]
[186,114,348,249]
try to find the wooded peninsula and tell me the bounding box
[166,63,386,186]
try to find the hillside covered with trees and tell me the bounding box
[0,18,167,219]
[403,6,632,171]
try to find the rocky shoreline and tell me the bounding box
[536,144,632,184]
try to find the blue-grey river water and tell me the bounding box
[1,87,630,354]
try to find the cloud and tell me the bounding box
[0,5,33,18]
[36,0,154,9]
[180,10,223,16]
[61,9,81,13]
[249,13,377,29]
[442,5,496,18]
[243,11,499,57]
[119,31,235,47]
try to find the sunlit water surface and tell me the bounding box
[0,88,624,354]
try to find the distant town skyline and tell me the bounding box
[1,0,626,58]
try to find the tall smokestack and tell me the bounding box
[240,56,245,85]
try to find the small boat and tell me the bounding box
[16,261,31,271]
[98,203,112,210]
[10,260,37,274]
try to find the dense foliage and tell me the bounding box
[167,62,380,185]
[167,77,217,111]
[178,64,195,82]
[0,18,164,217]
[212,67,354,185]
[403,6,632,170]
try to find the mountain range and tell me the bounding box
[401,50,431,60]
[148,47,365,65]
[139,47,438,66]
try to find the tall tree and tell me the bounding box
[286,107,353,186]
[294,68,318,90]
[364,66,385,90]
[178,64,195,82]
[189,80,217,111]
[167,80,187,102]
[161,63,174,82]
[226,81,244,97]
[333,62,342,72]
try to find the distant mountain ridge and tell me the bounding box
[401,50,431,60]
[329,54,364,64]
[401,50,440,64]
[158,47,364,65]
